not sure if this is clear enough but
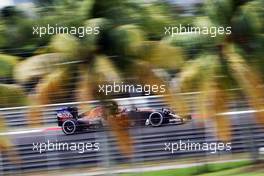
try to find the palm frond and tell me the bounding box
[204,0,233,26]
[84,18,111,46]
[0,84,28,108]
[76,66,94,111]
[179,54,219,92]
[35,68,72,105]
[50,34,89,59]
[0,54,20,78]
[212,84,231,141]
[162,32,213,57]
[0,117,11,150]
[107,113,133,156]
[224,45,264,124]
[0,117,20,163]
[94,55,121,82]
[27,95,44,127]
[139,41,185,70]
[180,53,231,140]
[132,61,189,116]
[140,4,173,39]
[14,53,67,83]
[110,24,145,56]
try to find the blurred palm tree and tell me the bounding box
[10,0,186,156]
[0,54,27,160]
[0,0,263,158]
[163,0,264,141]
[0,54,28,108]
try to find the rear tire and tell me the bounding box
[62,120,77,135]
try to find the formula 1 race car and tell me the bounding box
[57,103,191,135]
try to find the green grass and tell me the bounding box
[198,166,264,176]
[119,160,254,176]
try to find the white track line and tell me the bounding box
[0,129,43,136]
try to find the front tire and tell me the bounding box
[149,112,163,127]
[62,120,77,135]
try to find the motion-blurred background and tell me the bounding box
[0,0,263,175]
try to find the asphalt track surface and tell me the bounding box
[1,109,264,175]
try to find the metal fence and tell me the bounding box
[1,119,264,175]
[0,92,262,175]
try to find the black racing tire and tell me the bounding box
[62,120,77,135]
[149,112,163,127]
